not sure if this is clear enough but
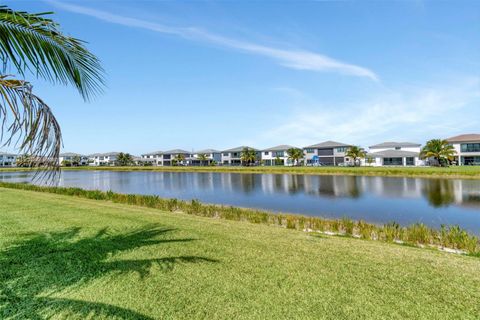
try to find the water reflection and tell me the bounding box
[1,171,480,232]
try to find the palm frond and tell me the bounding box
[0,6,105,100]
[0,76,61,177]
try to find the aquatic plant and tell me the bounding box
[0,182,478,255]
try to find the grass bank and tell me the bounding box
[1,182,478,255]
[1,186,480,319]
[3,165,480,179]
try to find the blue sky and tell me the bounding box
[4,0,480,155]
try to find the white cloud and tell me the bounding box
[47,1,378,80]
[256,78,480,147]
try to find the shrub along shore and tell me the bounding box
[2,165,480,179]
[1,181,478,255]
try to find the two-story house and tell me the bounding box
[221,146,259,165]
[303,141,352,166]
[366,142,423,166]
[0,152,17,167]
[261,145,299,166]
[447,134,480,166]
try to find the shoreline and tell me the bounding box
[1,165,480,179]
[1,181,478,256]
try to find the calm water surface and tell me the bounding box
[2,170,480,233]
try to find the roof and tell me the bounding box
[0,152,17,156]
[367,150,419,158]
[89,152,121,157]
[60,152,86,157]
[304,141,351,149]
[369,142,421,149]
[221,146,258,152]
[446,134,480,143]
[142,150,163,156]
[162,149,190,154]
[263,145,298,151]
[195,149,220,154]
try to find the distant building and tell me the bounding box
[191,149,222,166]
[88,152,120,166]
[0,152,17,167]
[141,151,163,166]
[366,142,423,166]
[221,146,259,166]
[261,145,299,166]
[303,141,352,166]
[160,149,192,166]
[59,153,88,166]
[447,134,480,166]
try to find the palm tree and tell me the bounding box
[0,6,104,171]
[420,139,456,166]
[117,153,133,166]
[198,153,208,166]
[241,148,257,166]
[345,146,366,166]
[72,155,81,166]
[286,148,303,166]
[173,154,186,166]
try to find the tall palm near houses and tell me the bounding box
[117,153,133,166]
[173,154,186,166]
[241,147,257,166]
[0,6,104,170]
[345,146,366,166]
[421,139,456,166]
[286,148,303,166]
[198,153,208,166]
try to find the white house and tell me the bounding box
[0,152,17,167]
[221,146,259,166]
[446,134,480,166]
[303,141,352,166]
[366,142,423,166]
[88,152,120,166]
[141,151,163,166]
[59,152,88,166]
[191,149,222,166]
[261,145,300,166]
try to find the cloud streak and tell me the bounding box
[257,78,480,147]
[48,1,378,80]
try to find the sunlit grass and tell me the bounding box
[1,187,480,319]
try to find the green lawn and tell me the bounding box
[1,188,480,319]
[3,165,480,179]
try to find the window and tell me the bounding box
[305,148,314,153]
[336,147,347,153]
[264,151,269,155]
[461,143,480,153]
[274,151,284,157]
[383,157,403,166]
[223,153,229,156]
[462,156,480,165]
[406,157,414,165]
[395,147,401,150]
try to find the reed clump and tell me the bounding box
[1,182,478,255]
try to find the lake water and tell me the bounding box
[2,170,480,233]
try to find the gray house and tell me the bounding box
[303,141,352,166]
[161,149,191,166]
[221,146,259,165]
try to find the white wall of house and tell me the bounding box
[449,142,480,166]
[0,153,17,167]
